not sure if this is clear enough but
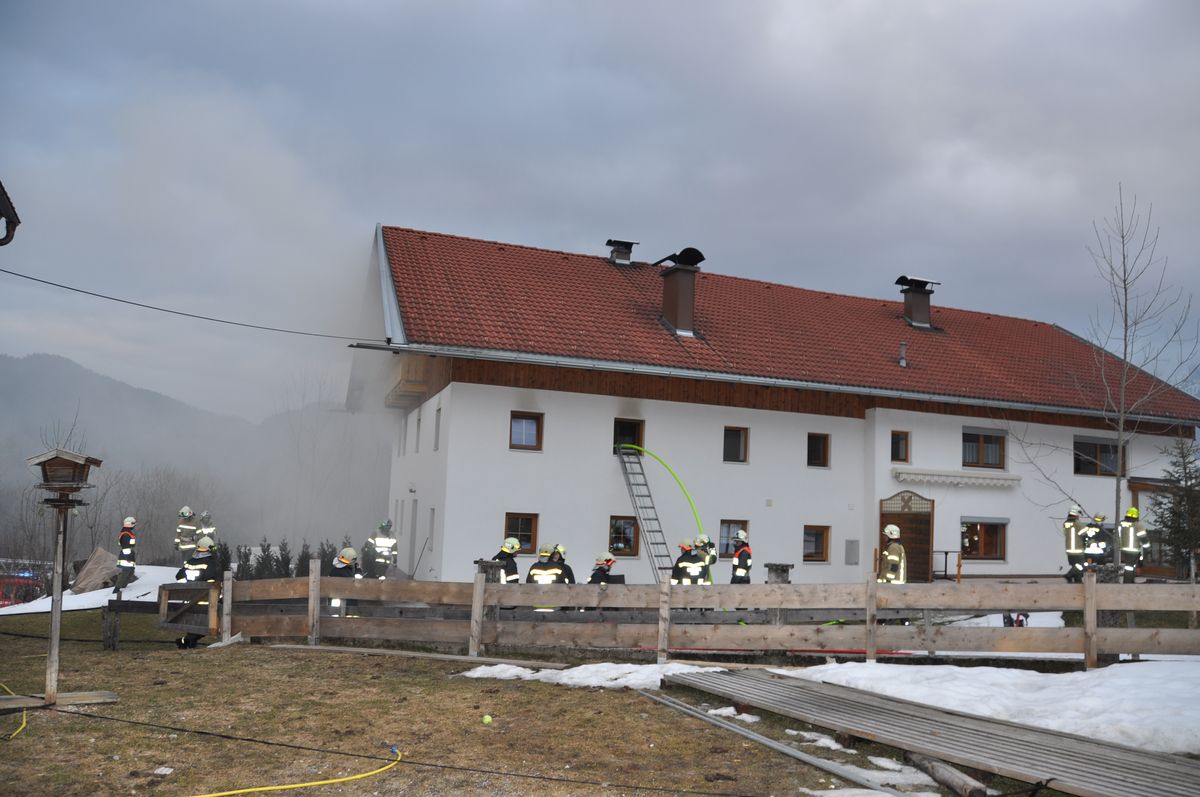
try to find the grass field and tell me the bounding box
[0,609,1069,796]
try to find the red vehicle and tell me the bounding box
[0,574,43,608]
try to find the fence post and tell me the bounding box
[307,558,321,646]
[657,580,672,664]
[765,563,794,625]
[1083,571,1097,669]
[221,570,233,642]
[469,569,487,657]
[923,609,933,657]
[101,603,119,651]
[865,575,878,662]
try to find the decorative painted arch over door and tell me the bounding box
[879,490,934,583]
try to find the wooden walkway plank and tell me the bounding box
[665,670,1200,797]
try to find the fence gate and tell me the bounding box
[879,490,934,583]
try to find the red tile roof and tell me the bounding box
[381,226,1200,423]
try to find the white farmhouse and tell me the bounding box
[347,226,1200,584]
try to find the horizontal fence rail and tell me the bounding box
[158,567,1200,668]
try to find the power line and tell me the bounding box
[0,266,386,343]
[48,708,762,796]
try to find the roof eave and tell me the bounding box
[348,342,1200,428]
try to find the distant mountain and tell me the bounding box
[0,353,389,558]
[0,353,253,482]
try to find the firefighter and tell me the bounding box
[1062,505,1087,583]
[328,547,362,616]
[198,510,216,538]
[175,506,201,553]
[877,524,907,584]
[174,535,222,648]
[526,544,566,584]
[694,533,717,584]
[730,529,753,584]
[670,539,707,585]
[367,519,398,580]
[527,543,566,611]
[330,547,363,579]
[493,537,523,583]
[588,552,617,585]
[1117,507,1149,583]
[112,516,138,593]
[550,544,575,584]
[1081,514,1113,572]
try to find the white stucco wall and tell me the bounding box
[387,380,1176,584]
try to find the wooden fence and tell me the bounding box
[158,571,1200,669]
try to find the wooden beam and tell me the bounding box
[0,691,119,710]
[269,643,569,669]
[307,561,320,646]
[1084,572,1098,669]
[657,581,671,664]
[1095,583,1200,611]
[875,581,1085,611]
[220,572,233,642]
[865,577,877,661]
[469,570,486,657]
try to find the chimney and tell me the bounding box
[606,238,638,265]
[656,247,706,335]
[895,275,941,329]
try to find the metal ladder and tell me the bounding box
[616,446,674,582]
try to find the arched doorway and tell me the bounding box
[879,490,934,583]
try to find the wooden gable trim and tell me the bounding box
[386,355,1185,436]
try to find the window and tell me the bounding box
[510,412,544,450]
[723,427,748,463]
[803,525,830,562]
[960,521,1006,559]
[504,513,538,554]
[807,433,830,467]
[434,406,442,451]
[962,429,1004,468]
[608,516,640,557]
[613,418,644,454]
[890,431,909,463]
[1073,437,1121,476]
[718,519,748,558]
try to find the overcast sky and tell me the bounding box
[2,1,1199,421]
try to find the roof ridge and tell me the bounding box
[381,225,616,263]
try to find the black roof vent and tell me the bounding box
[895,275,940,329]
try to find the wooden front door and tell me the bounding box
[879,490,934,583]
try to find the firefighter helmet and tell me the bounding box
[883,524,901,539]
[378,519,393,532]
[196,536,215,551]
[553,544,567,556]
[537,543,553,558]
[198,511,212,524]
[1125,507,1139,520]
[696,533,711,546]
[179,506,194,519]
[1092,514,1106,524]
[339,547,358,563]
[502,537,521,553]
[595,552,616,566]
[1068,505,1083,518]
[123,516,136,527]
[734,528,749,542]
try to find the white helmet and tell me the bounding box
[339,547,358,562]
[883,524,900,539]
[502,537,521,554]
[179,505,194,519]
[734,529,749,542]
[123,516,137,527]
[196,536,215,551]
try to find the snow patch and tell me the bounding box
[461,662,723,690]
[706,706,761,723]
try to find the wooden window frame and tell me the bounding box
[718,519,748,559]
[504,512,539,555]
[807,433,830,468]
[960,521,1006,560]
[723,426,749,463]
[803,525,830,563]
[961,429,1005,469]
[1073,438,1122,477]
[613,417,645,455]
[890,430,910,464]
[608,516,640,557]
[509,411,544,451]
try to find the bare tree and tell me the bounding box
[1087,185,1199,570]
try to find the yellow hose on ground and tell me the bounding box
[190,747,402,797]
[0,682,28,740]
